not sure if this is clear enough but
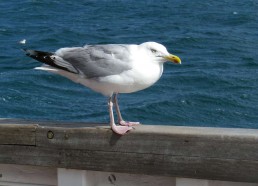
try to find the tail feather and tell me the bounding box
[23,49,77,74]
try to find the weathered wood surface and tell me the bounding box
[0,122,36,145]
[0,164,57,186]
[1,118,258,183]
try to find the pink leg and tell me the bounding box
[108,96,132,135]
[113,93,140,127]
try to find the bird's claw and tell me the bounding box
[111,124,133,135]
[119,120,140,127]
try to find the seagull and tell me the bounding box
[24,42,181,135]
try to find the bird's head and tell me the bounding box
[140,42,181,64]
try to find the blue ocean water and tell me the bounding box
[0,0,258,128]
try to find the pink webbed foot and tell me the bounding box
[119,120,140,127]
[111,124,133,135]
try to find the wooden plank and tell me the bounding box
[0,145,60,167]
[36,124,258,161]
[0,164,57,186]
[1,144,258,182]
[176,178,258,186]
[0,123,37,145]
[1,120,258,182]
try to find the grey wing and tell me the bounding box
[54,44,133,78]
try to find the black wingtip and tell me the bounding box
[21,48,28,54]
[22,49,32,58]
[22,49,38,57]
[23,49,78,74]
[23,49,52,62]
[22,49,34,57]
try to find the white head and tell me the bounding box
[140,42,181,64]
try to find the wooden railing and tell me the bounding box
[0,118,258,185]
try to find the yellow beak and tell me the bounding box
[164,54,181,64]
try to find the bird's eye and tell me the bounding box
[151,49,157,53]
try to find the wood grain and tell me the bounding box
[1,119,258,182]
[0,123,37,145]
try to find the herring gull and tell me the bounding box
[24,42,181,135]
